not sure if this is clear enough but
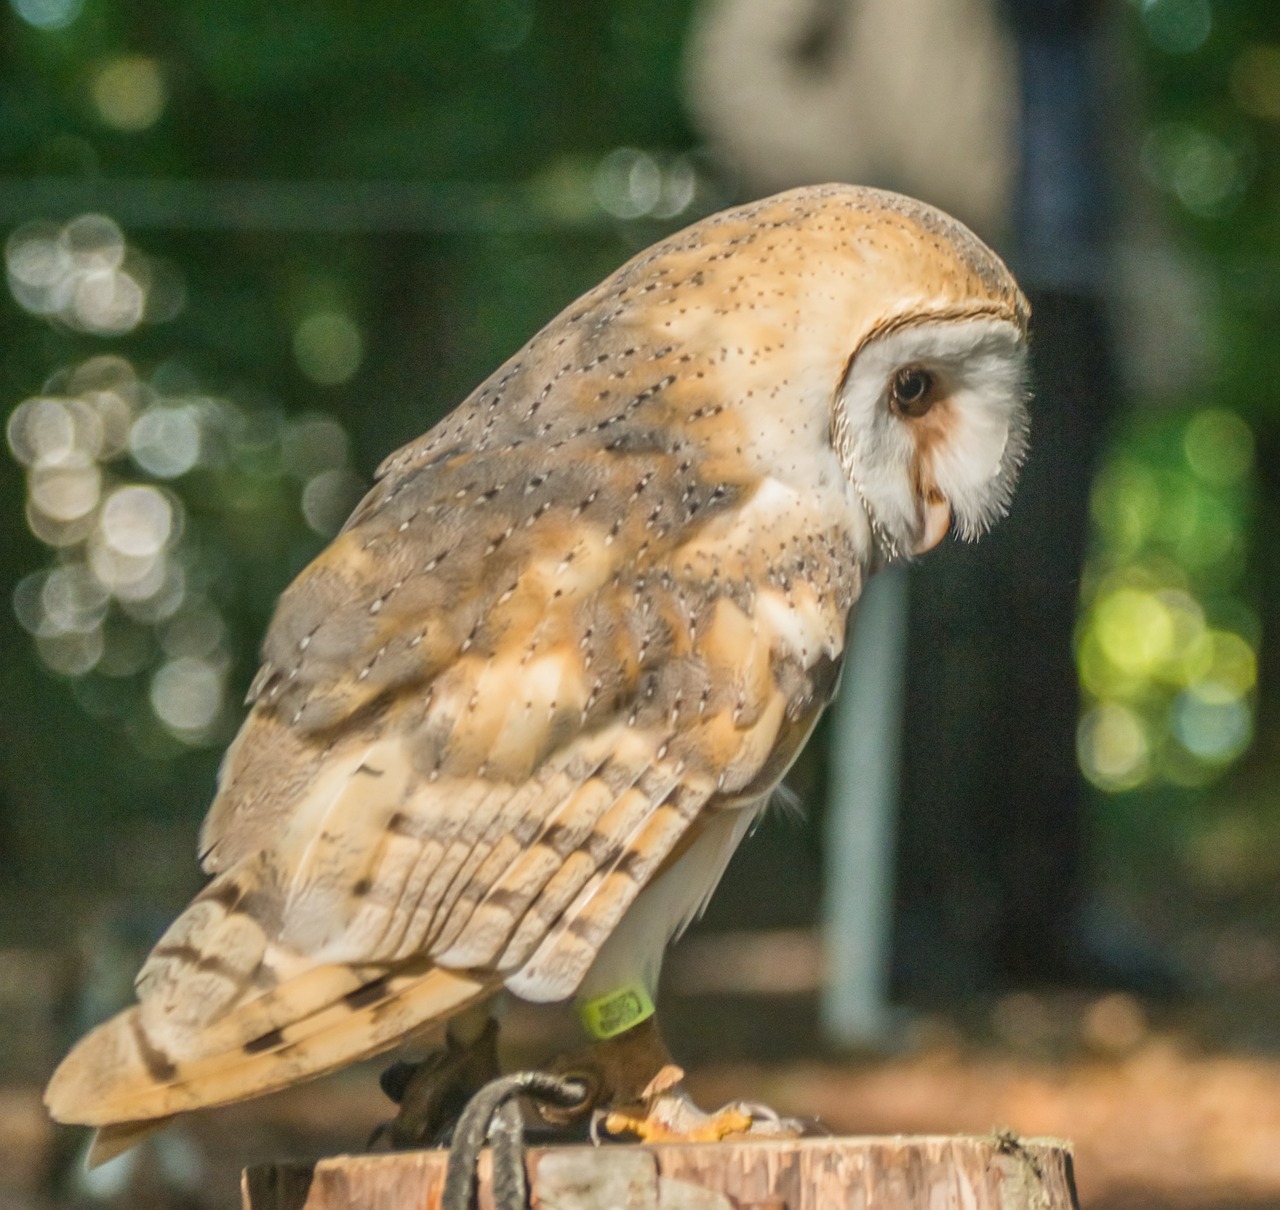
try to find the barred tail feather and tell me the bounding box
[45,960,491,1135]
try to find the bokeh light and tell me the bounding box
[1230,44,1280,120]
[293,311,364,386]
[7,356,361,749]
[1139,0,1212,57]
[129,406,202,478]
[469,0,533,54]
[101,485,174,557]
[150,657,224,735]
[1140,124,1252,217]
[593,148,700,221]
[1081,993,1148,1056]
[1183,409,1254,487]
[5,215,183,335]
[1171,684,1252,764]
[1077,408,1258,792]
[301,467,364,536]
[37,629,104,677]
[281,414,350,479]
[91,55,167,133]
[1078,702,1151,792]
[9,0,83,29]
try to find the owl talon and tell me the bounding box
[599,1092,810,1143]
[544,1015,806,1145]
[601,1100,754,1143]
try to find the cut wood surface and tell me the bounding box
[242,1134,1078,1210]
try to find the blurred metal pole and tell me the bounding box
[821,565,907,1046]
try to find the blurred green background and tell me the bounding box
[1,0,725,926]
[5,0,1280,1206]
[1076,0,1280,943]
[4,0,1278,965]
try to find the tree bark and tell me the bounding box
[243,1134,1078,1210]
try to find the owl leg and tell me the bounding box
[375,1004,501,1148]
[538,807,797,1141]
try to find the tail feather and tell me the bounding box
[87,1118,172,1168]
[45,959,491,1128]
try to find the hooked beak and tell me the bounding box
[914,494,951,554]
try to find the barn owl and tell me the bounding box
[46,184,1029,1155]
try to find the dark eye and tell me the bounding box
[890,367,937,417]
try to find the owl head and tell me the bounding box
[832,308,1029,563]
[798,188,1031,565]
[636,183,1030,569]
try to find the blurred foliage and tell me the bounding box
[1133,0,1280,399]
[1076,1,1280,898]
[0,0,708,926]
[8,0,1280,936]
[1078,409,1256,793]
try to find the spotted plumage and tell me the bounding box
[46,184,1029,1152]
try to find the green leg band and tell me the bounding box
[577,983,655,1040]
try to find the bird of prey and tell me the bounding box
[46,183,1029,1157]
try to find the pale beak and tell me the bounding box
[914,495,951,554]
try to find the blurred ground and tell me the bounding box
[8,927,1280,1210]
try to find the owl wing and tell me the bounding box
[46,420,858,1132]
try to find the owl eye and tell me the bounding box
[889,367,937,418]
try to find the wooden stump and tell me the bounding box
[243,1134,1078,1209]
